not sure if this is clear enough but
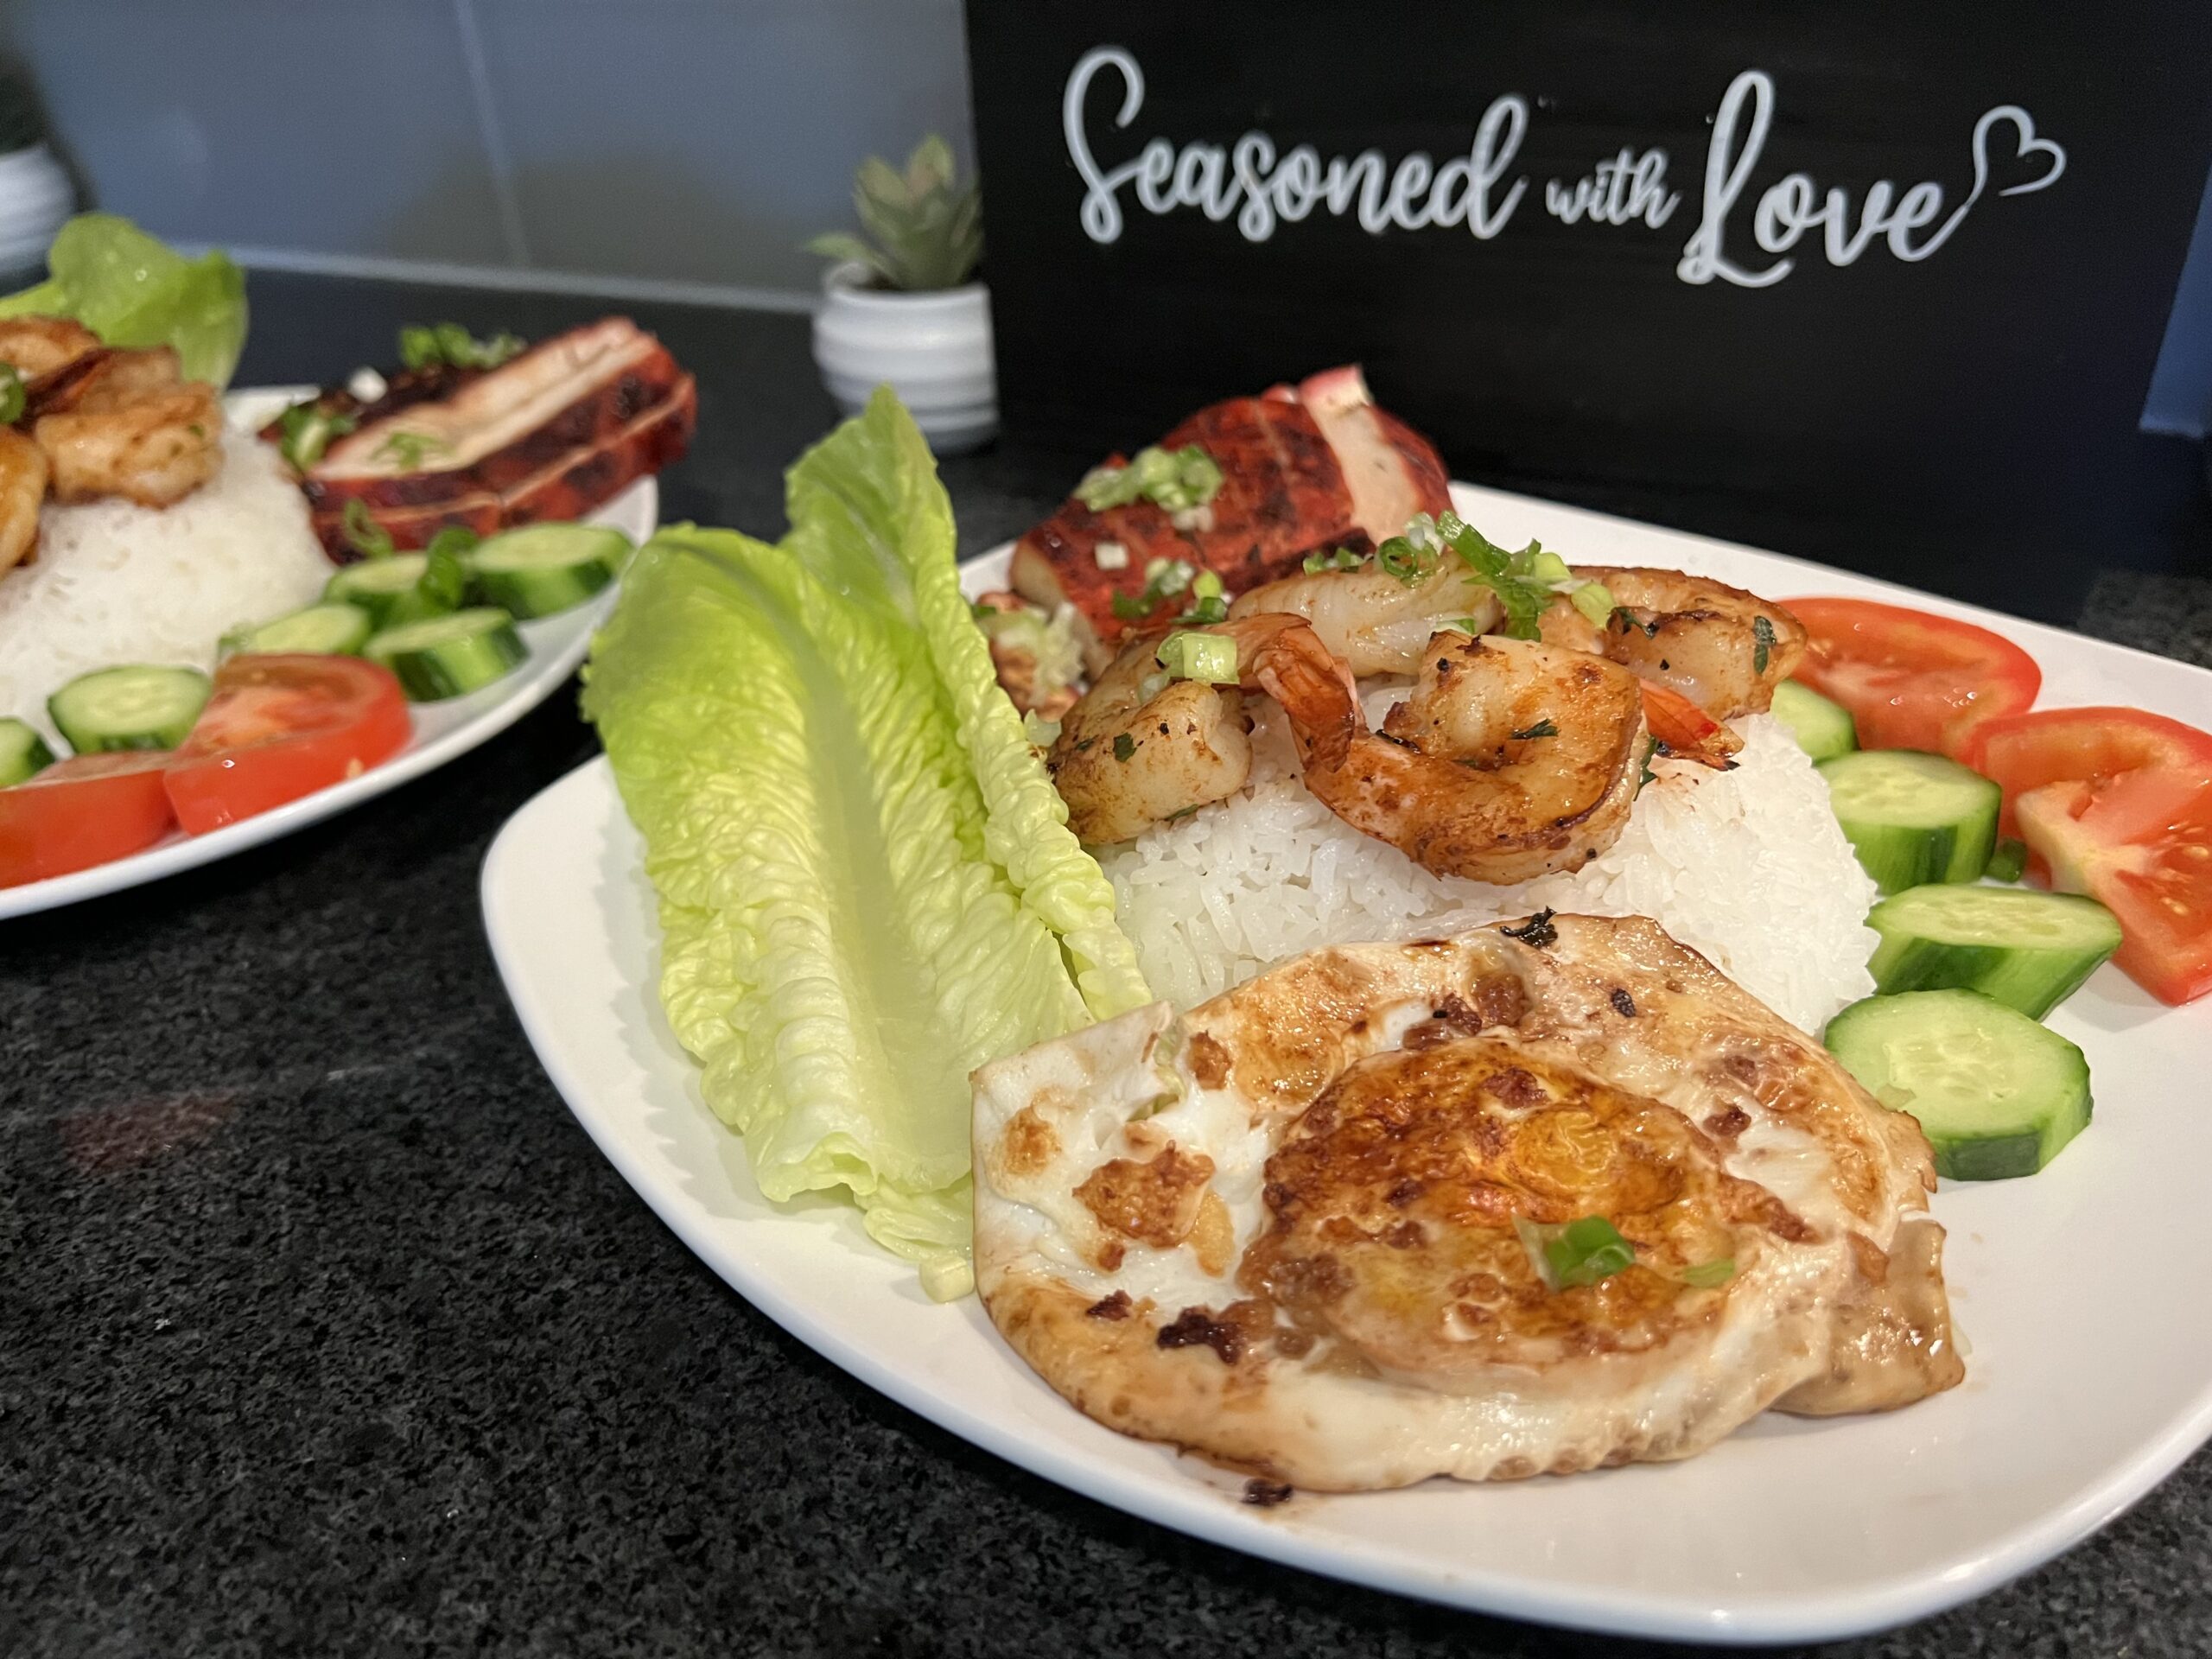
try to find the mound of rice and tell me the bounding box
[0,425,331,747]
[1099,701,1879,1033]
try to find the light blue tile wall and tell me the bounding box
[10,0,974,302]
[477,0,974,292]
[18,0,512,264]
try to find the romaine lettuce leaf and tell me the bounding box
[0,213,248,387]
[583,390,1147,1295]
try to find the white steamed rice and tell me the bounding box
[0,425,331,747]
[1099,698,1879,1034]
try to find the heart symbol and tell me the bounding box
[1972,105,2067,200]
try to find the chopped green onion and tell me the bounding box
[1023,711,1062,747]
[1376,534,1440,586]
[1442,616,1484,635]
[275,400,356,471]
[1986,836,2029,883]
[1637,736,1660,791]
[1753,614,1777,676]
[1510,719,1558,741]
[1157,631,1239,684]
[1176,594,1230,626]
[1303,546,1366,574]
[1145,556,1194,594]
[1075,444,1224,512]
[1681,1258,1737,1289]
[1569,580,1616,631]
[0,363,23,424]
[372,429,449,470]
[1192,570,1224,602]
[341,498,396,559]
[1516,1214,1637,1290]
[1110,591,1155,621]
[399,321,527,372]
[1112,733,1136,761]
[1527,548,1573,586]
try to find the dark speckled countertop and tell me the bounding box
[5,272,2209,1659]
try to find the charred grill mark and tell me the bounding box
[1156,1304,1257,1364]
[1187,1030,1231,1090]
[1500,908,1559,948]
[1610,988,1638,1019]
[1085,1290,1132,1320]
[1242,1478,1295,1507]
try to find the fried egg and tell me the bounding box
[971,913,1962,1491]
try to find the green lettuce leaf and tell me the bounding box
[582,390,1147,1295]
[0,213,248,387]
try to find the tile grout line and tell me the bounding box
[453,0,532,268]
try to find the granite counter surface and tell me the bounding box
[4,272,2208,1659]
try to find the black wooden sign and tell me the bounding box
[965,3,2212,620]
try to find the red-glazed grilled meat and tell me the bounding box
[1010,365,1451,665]
[274,317,696,558]
[305,375,696,558]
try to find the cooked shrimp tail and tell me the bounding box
[1640,681,1743,769]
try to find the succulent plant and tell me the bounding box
[807,135,982,292]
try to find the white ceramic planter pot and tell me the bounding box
[810,262,997,453]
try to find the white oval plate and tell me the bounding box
[483,483,2212,1644]
[0,388,658,921]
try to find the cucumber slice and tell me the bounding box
[467,523,630,619]
[1817,749,1999,894]
[0,716,54,786]
[1825,988,2091,1179]
[1770,679,1856,761]
[48,664,212,753]
[222,601,373,658]
[324,555,429,627]
[365,607,527,701]
[1867,884,2122,1018]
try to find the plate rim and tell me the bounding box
[481,487,2212,1644]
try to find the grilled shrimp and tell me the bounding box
[1251,623,1647,884]
[0,425,49,575]
[1229,559,1500,675]
[1047,613,1313,844]
[35,371,223,507]
[0,315,101,380]
[1538,567,1806,720]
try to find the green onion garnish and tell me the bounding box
[399,322,527,372]
[1302,546,1366,574]
[1510,719,1558,741]
[1157,631,1239,684]
[1112,733,1136,761]
[0,363,24,425]
[1753,614,1777,676]
[1570,579,1617,631]
[1516,1214,1637,1290]
[1074,444,1224,512]
[275,400,356,470]
[372,429,449,471]
[341,498,396,559]
[1681,1258,1737,1289]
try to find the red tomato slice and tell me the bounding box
[2018,769,2212,1006]
[1787,597,2041,758]
[1963,706,2212,836]
[0,752,175,887]
[164,654,412,835]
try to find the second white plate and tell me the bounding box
[0,390,658,922]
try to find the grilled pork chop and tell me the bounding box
[1011,366,1451,669]
[972,914,1961,1491]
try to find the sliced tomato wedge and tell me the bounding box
[0,751,175,887]
[1958,705,2212,1004]
[1963,706,2212,836]
[163,654,412,835]
[1787,597,2041,759]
